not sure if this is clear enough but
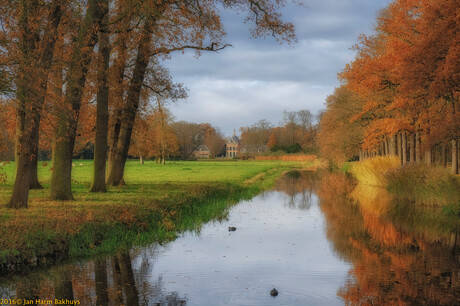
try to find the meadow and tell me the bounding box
[0,159,304,272]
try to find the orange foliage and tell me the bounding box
[335,0,459,161]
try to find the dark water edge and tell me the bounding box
[1,170,459,305]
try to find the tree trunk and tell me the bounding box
[453,139,459,175]
[389,135,397,156]
[441,143,447,167]
[108,114,121,170]
[425,148,432,166]
[415,132,421,163]
[397,132,402,163]
[29,147,42,189]
[8,1,63,208]
[8,152,32,209]
[106,17,156,186]
[50,122,75,200]
[384,137,389,156]
[90,1,110,193]
[379,142,385,156]
[139,155,144,165]
[50,0,105,200]
[107,34,128,170]
[402,131,407,165]
[409,133,415,163]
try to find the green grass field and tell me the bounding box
[0,159,305,271]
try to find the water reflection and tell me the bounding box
[1,170,459,305]
[317,172,460,305]
[0,251,187,305]
[271,170,320,210]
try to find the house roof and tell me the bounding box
[227,129,239,144]
[194,145,210,152]
[227,135,239,144]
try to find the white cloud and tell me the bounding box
[162,0,388,136]
[169,79,330,133]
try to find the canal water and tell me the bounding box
[1,170,458,305]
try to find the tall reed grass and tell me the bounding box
[350,156,460,208]
[349,156,400,187]
[386,163,460,207]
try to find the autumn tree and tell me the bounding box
[338,0,459,171]
[49,0,107,200]
[106,0,296,185]
[3,0,64,208]
[266,133,277,149]
[204,126,226,157]
[172,121,209,159]
[240,119,273,146]
[90,0,110,192]
[317,86,364,165]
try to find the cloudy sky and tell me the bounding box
[163,0,389,136]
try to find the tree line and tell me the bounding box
[240,110,318,154]
[0,0,296,208]
[317,0,459,174]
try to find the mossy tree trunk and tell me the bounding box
[50,0,105,200]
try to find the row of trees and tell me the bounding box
[129,108,227,162]
[240,110,318,153]
[0,0,296,208]
[317,0,459,173]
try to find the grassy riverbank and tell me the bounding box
[347,156,460,212]
[0,160,304,272]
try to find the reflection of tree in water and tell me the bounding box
[316,172,460,305]
[273,170,323,210]
[134,248,187,305]
[1,248,187,305]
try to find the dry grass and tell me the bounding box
[385,163,460,206]
[349,156,401,187]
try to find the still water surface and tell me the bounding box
[1,171,459,305]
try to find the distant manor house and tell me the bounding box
[226,130,239,158]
